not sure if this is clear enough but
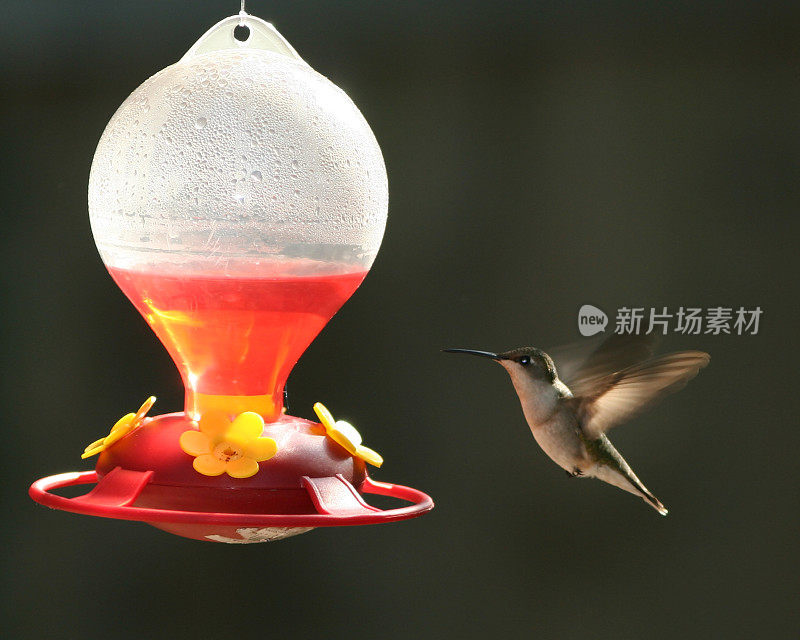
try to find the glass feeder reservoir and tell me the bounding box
[89,13,386,421]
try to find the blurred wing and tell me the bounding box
[576,351,710,438]
[551,333,659,397]
[547,336,605,385]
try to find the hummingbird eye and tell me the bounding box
[518,356,531,366]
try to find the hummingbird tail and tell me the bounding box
[589,450,668,516]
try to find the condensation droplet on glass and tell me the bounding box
[195,117,207,129]
[251,170,262,181]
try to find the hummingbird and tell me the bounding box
[444,335,709,515]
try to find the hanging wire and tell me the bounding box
[239,0,247,25]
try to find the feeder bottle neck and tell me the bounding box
[186,390,283,422]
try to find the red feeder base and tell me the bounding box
[29,469,433,542]
[29,413,433,543]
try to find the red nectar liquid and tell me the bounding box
[109,264,367,421]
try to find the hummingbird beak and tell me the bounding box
[442,348,501,360]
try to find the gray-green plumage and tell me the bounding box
[445,336,709,515]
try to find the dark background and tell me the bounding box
[1,1,798,638]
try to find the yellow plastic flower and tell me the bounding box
[179,411,277,479]
[82,396,156,459]
[313,402,383,467]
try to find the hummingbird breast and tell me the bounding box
[528,410,591,473]
[505,370,590,472]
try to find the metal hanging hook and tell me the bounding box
[239,0,247,25]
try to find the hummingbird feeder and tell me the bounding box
[29,10,433,543]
